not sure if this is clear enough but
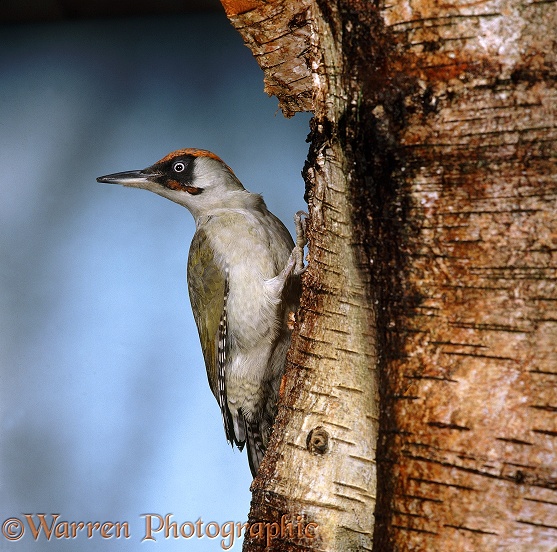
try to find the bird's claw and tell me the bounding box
[293,211,308,276]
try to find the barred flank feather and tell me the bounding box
[217,268,236,446]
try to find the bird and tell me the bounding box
[97,148,306,477]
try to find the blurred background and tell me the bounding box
[0,2,311,550]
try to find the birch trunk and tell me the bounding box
[220,0,557,550]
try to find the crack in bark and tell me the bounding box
[444,524,499,535]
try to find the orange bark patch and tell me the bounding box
[220,0,269,17]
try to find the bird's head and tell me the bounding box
[97,148,248,220]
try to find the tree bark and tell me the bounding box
[220,0,557,550]
[373,1,557,549]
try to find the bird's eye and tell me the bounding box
[173,162,186,173]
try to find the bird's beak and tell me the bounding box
[96,169,158,189]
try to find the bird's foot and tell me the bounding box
[273,212,308,293]
[292,211,308,276]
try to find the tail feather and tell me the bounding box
[246,421,266,477]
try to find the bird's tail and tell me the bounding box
[246,421,266,478]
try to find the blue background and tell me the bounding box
[0,12,310,550]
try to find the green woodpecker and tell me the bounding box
[97,148,305,477]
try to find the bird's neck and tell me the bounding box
[193,190,267,228]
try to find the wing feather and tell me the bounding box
[187,228,236,445]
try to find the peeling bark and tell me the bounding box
[220,0,557,550]
[220,0,313,116]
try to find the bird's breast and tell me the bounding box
[201,210,292,346]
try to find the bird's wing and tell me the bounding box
[187,228,236,445]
